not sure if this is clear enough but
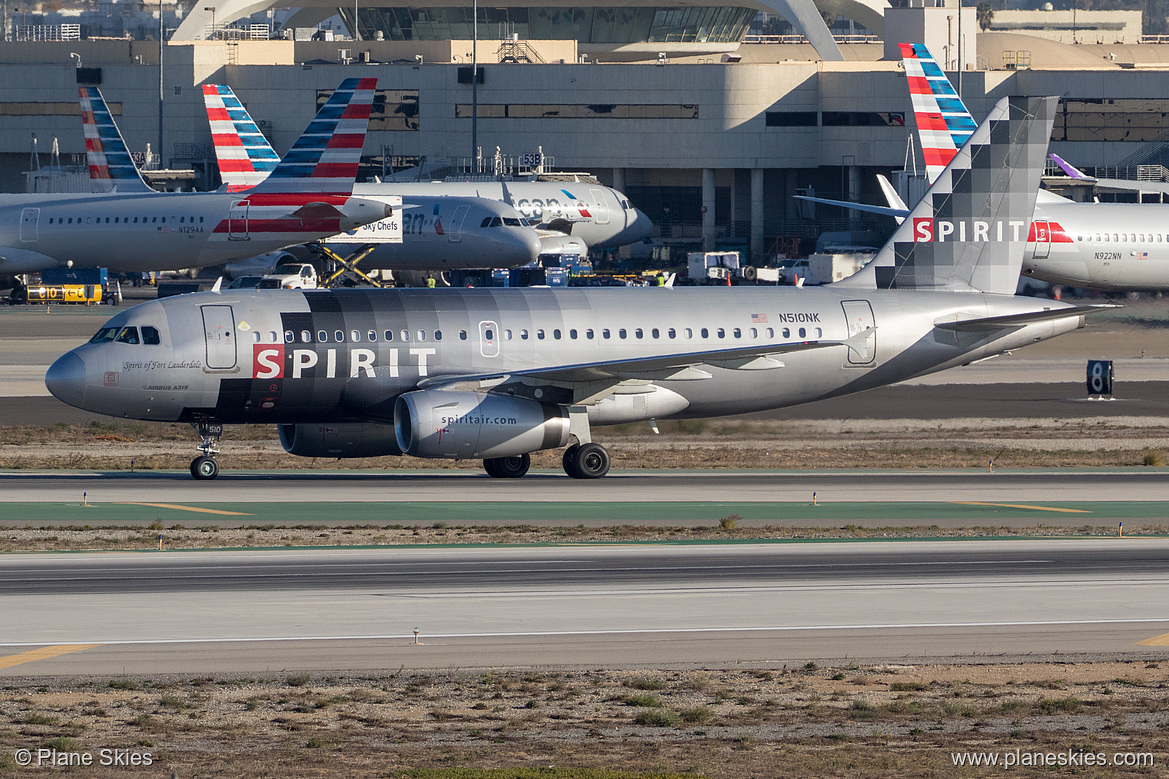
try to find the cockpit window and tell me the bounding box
[88,327,119,344]
[115,327,140,345]
[480,217,492,228]
[489,217,503,227]
[503,217,522,226]
[142,326,161,345]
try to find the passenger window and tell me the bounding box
[459,330,468,340]
[285,330,295,343]
[537,329,545,340]
[334,330,345,343]
[484,328,494,340]
[700,328,709,338]
[521,329,529,340]
[635,328,643,338]
[553,329,562,339]
[504,329,513,340]
[815,327,823,338]
[141,326,161,345]
[733,328,742,338]
[619,329,628,339]
[570,329,578,339]
[798,327,807,338]
[652,328,660,338]
[750,327,758,338]
[685,328,693,338]
[717,328,725,338]
[602,329,610,339]
[668,328,676,339]
[782,327,790,338]
[115,327,140,344]
[416,330,427,342]
[586,329,594,339]
[252,332,261,343]
[384,330,394,341]
[301,330,312,343]
[766,327,774,338]
[368,330,377,342]
[350,330,361,342]
[318,330,329,342]
[434,330,443,341]
[269,331,278,343]
[400,330,410,342]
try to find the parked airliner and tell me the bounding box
[202,85,652,252]
[47,96,1101,480]
[0,79,388,277]
[806,44,1169,291]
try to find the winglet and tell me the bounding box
[210,276,223,293]
[202,84,282,190]
[78,87,154,194]
[249,77,377,195]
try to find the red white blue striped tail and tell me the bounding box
[79,87,154,194]
[202,84,281,190]
[249,77,376,195]
[899,43,978,184]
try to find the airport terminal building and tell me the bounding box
[4,0,1169,259]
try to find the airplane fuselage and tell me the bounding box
[0,191,382,274]
[49,286,1082,435]
[1025,202,1169,290]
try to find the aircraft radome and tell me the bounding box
[47,95,1104,480]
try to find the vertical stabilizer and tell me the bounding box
[249,77,376,195]
[836,96,1058,294]
[79,87,154,194]
[900,43,978,184]
[202,84,281,190]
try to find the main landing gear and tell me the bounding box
[481,442,612,479]
[189,421,223,480]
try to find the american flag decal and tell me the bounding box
[751,313,768,323]
[1138,252,1149,261]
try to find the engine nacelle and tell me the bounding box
[278,422,402,458]
[395,390,569,459]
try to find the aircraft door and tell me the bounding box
[19,208,39,242]
[1032,220,1052,259]
[448,205,470,243]
[201,305,238,370]
[841,300,876,365]
[478,320,500,358]
[588,189,610,225]
[228,200,249,241]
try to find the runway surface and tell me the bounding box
[2,540,1167,675]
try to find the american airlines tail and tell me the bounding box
[78,87,155,194]
[247,77,376,197]
[837,95,1057,294]
[900,43,977,184]
[202,84,281,191]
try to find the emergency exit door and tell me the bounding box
[841,300,876,365]
[202,305,237,370]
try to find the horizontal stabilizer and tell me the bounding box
[934,305,1116,332]
[793,194,909,220]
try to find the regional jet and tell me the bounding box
[0,79,388,277]
[202,84,652,253]
[47,96,1101,481]
[805,44,1169,291]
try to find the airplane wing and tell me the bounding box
[417,329,876,396]
[934,305,1116,332]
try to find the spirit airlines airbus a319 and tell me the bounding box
[806,44,1169,291]
[195,84,541,271]
[0,79,389,277]
[47,96,1101,481]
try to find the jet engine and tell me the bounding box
[278,422,402,458]
[394,390,569,459]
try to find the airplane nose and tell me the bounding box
[46,352,86,409]
[513,229,543,264]
[626,208,653,242]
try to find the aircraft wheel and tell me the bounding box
[484,454,530,479]
[562,445,581,478]
[190,455,220,480]
[566,443,610,479]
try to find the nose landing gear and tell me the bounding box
[189,421,223,480]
